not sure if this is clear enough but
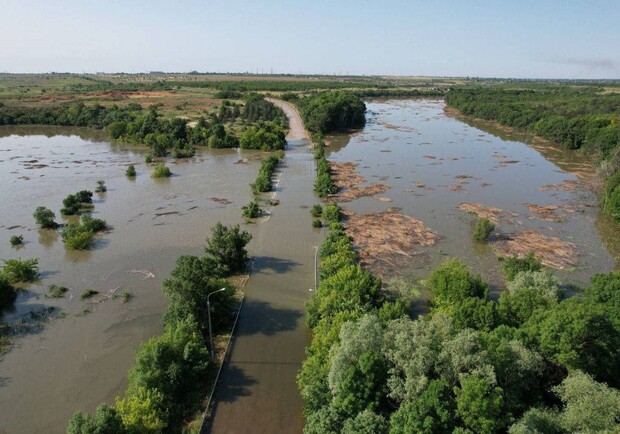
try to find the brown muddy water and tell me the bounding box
[0,126,262,433]
[326,99,620,292]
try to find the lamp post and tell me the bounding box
[207,287,226,361]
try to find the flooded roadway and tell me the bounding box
[206,100,322,433]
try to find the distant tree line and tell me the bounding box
[299,210,620,433]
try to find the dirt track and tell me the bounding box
[266,98,310,140]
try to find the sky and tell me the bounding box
[1,0,619,79]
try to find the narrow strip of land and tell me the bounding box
[266,98,310,140]
[206,100,319,433]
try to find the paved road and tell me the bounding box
[206,101,319,433]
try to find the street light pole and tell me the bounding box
[207,287,227,361]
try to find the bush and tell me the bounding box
[10,235,24,246]
[242,200,263,219]
[67,404,125,434]
[251,153,282,194]
[473,217,494,242]
[125,164,136,177]
[298,91,366,134]
[95,180,107,193]
[205,223,252,274]
[48,284,69,298]
[75,190,93,204]
[311,204,323,218]
[61,194,80,215]
[312,219,323,228]
[80,288,99,300]
[144,153,153,164]
[323,204,342,223]
[2,258,39,283]
[33,206,57,228]
[502,252,542,281]
[239,121,286,151]
[62,223,94,250]
[80,214,107,232]
[151,163,171,178]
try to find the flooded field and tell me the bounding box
[0,127,261,433]
[326,99,620,291]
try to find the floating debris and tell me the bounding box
[328,161,390,202]
[129,269,155,279]
[343,207,438,275]
[493,231,578,270]
[457,203,518,225]
[210,197,232,205]
[538,179,578,192]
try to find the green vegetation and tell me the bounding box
[125,164,136,177]
[1,258,39,283]
[151,163,171,178]
[300,215,620,433]
[446,85,620,221]
[473,217,495,242]
[501,252,542,281]
[312,219,323,228]
[242,200,263,219]
[61,214,107,250]
[322,203,342,223]
[68,222,251,433]
[251,152,283,194]
[95,179,107,193]
[10,235,24,246]
[242,93,288,126]
[80,288,99,300]
[298,91,366,134]
[314,138,338,197]
[48,284,69,298]
[239,121,286,151]
[310,204,323,218]
[33,206,57,228]
[205,223,252,275]
[61,190,93,215]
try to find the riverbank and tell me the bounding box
[205,100,322,433]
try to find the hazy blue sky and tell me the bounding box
[1,0,619,78]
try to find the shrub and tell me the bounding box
[80,288,99,300]
[95,180,107,193]
[323,204,342,223]
[311,204,323,218]
[61,194,80,215]
[145,153,153,164]
[33,206,57,228]
[502,252,542,282]
[473,217,494,242]
[239,121,286,151]
[67,404,125,434]
[61,222,94,250]
[48,284,69,298]
[125,164,136,177]
[75,190,93,204]
[151,163,171,178]
[242,200,263,219]
[80,214,107,232]
[312,219,323,228]
[171,146,195,158]
[1,258,39,283]
[10,235,24,246]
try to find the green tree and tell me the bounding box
[33,206,57,228]
[473,217,494,242]
[67,405,125,434]
[341,410,388,434]
[204,223,252,274]
[115,387,166,434]
[454,375,504,434]
[427,259,488,310]
[498,270,560,325]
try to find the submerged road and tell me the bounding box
[206,100,320,433]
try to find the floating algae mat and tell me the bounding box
[325,99,620,287]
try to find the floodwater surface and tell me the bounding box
[0,127,261,433]
[326,99,620,291]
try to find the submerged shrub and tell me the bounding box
[2,258,39,283]
[125,164,136,177]
[33,206,57,228]
[473,217,494,242]
[151,163,171,178]
[242,200,263,219]
[0,274,16,309]
[311,204,323,218]
[10,235,24,246]
[312,219,323,228]
[95,180,107,193]
[80,288,99,300]
[48,284,69,298]
[323,204,342,223]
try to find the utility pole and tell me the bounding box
[207,288,227,361]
